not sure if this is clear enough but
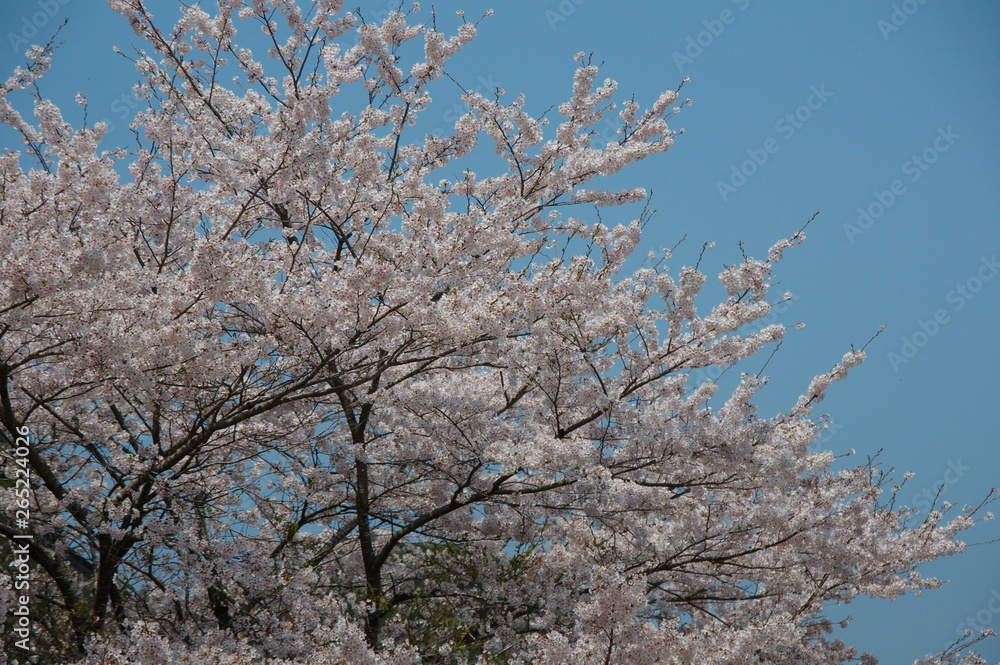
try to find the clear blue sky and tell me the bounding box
[2,1,999,662]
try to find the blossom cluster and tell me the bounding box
[0,2,993,664]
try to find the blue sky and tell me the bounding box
[2,1,999,662]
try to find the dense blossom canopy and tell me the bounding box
[0,1,994,663]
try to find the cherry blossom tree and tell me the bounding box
[0,1,995,664]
